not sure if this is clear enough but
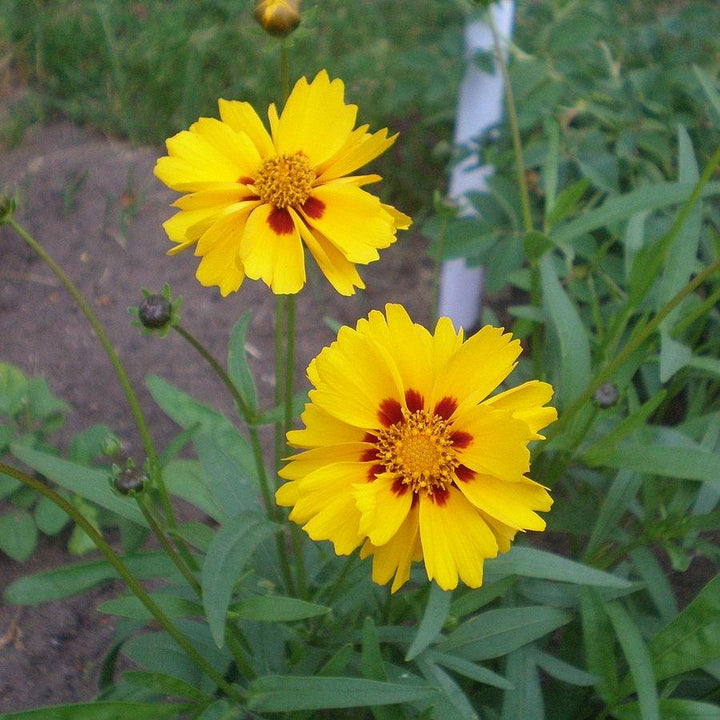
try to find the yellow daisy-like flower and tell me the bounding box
[154,70,411,296]
[276,304,557,592]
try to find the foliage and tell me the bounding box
[1,0,720,719]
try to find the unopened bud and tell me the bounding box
[594,382,619,408]
[138,293,172,329]
[0,194,16,225]
[254,0,301,38]
[114,467,146,496]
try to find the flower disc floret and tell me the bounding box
[254,152,315,208]
[276,304,558,592]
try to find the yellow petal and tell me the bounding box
[419,488,498,590]
[479,511,519,554]
[354,474,413,546]
[317,127,397,182]
[484,380,557,438]
[431,325,521,413]
[293,209,365,296]
[456,473,552,531]
[280,443,368,481]
[287,403,367,449]
[240,204,306,294]
[453,406,531,480]
[382,203,413,230]
[218,99,275,157]
[275,70,358,167]
[193,213,247,296]
[190,117,262,177]
[302,184,396,263]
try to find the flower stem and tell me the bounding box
[7,218,175,528]
[0,461,245,704]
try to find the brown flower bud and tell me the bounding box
[138,293,172,329]
[254,0,301,38]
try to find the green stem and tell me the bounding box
[0,461,245,703]
[430,212,449,324]
[7,218,175,527]
[552,256,720,437]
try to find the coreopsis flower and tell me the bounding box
[254,0,301,37]
[276,305,556,592]
[154,71,410,296]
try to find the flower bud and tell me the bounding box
[254,0,301,38]
[594,382,620,408]
[114,467,146,496]
[0,194,16,225]
[138,293,172,329]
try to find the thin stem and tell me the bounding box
[552,256,720,437]
[7,218,175,527]
[273,294,286,482]
[0,461,245,704]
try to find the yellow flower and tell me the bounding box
[154,70,410,296]
[276,304,557,592]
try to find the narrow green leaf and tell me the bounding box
[247,676,436,712]
[10,445,146,526]
[613,699,720,720]
[192,700,248,720]
[533,649,597,687]
[416,656,479,720]
[438,606,571,661]
[406,583,452,661]
[98,593,202,620]
[694,65,720,123]
[649,573,720,682]
[546,178,591,231]
[581,588,619,704]
[162,459,225,521]
[227,311,259,416]
[605,602,659,719]
[429,650,513,690]
[361,618,403,720]
[539,254,592,408]
[487,546,632,588]
[629,547,677,623]
[201,514,277,647]
[230,595,330,622]
[543,117,560,217]
[34,494,71,535]
[0,702,191,720]
[122,669,209,701]
[501,646,544,720]
[0,507,37,562]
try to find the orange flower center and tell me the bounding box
[254,152,315,208]
[376,410,459,497]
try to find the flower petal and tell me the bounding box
[354,473,413,546]
[419,488,498,590]
[484,380,558,438]
[218,99,275,157]
[275,70,358,167]
[240,204,306,294]
[280,443,369,481]
[317,127,398,182]
[287,403,367,449]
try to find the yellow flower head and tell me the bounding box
[154,70,411,296]
[276,304,557,592]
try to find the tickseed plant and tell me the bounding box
[2,2,720,719]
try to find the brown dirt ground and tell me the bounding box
[0,119,434,712]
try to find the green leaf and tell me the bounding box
[648,573,720,682]
[10,445,146,526]
[437,606,571,661]
[545,178,591,231]
[361,618,403,720]
[192,700,248,720]
[598,444,720,485]
[629,547,677,624]
[605,602,659,719]
[162,459,224,521]
[581,588,619,704]
[501,646,544,720]
[0,702,191,720]
[539,254,592,408]
[121,670,210,701]
[201,513,277,647]
[613,699,720,720]
[416,656,478,720]
[429,650,513,690]
[0,507,37,562]
[487,546,632,588]
[406,582,452,661]
[694,65,720,124]
[34,494,71,535]
[533,650,597,687]
[0,362,29,415]
[227,311,259,417]
[4,552,180,604]
[230,595,330,622]
[247,676,436,712]
[98,593,202,620]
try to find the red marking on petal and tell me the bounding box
[450,431,472,449]
[405,389,424,412]
[360,447,379,462]
[302,196,325,219]
[238,176,254,185]
[411,494,419,508]
[378,398,403,427]
[432,487,450,506]
[391,479,409,496]
[267,207,294,235]
[434,396,458,420]
[368,464,385,482]
[363,432,378,443]
[455,464,475,482]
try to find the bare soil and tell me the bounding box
[0,120,434,712]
